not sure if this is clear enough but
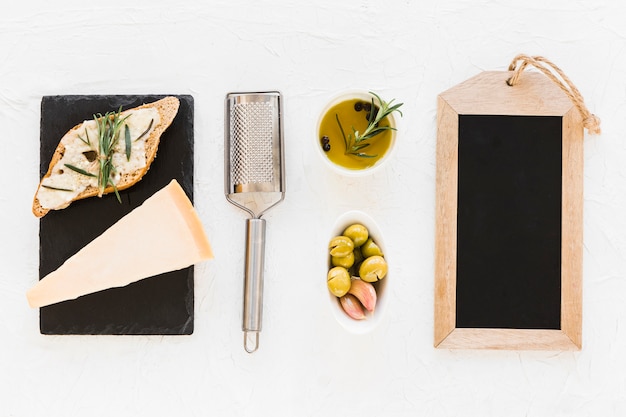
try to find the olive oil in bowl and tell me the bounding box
[317,91,401,175]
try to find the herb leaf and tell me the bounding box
[135,118,153,142]
[335,114,348,152]
[111,182,122,204]
[77,128,91,146]
[125,124,131,161]
[42,184,74,192]
[64,163,97,178]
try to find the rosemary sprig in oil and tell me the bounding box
[336,92,403,158]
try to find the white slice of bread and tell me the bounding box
[33,96,180,218]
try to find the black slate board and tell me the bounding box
[38,95,194,335]
[455,115,562,330]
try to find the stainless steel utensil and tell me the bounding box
[225,92,285,353]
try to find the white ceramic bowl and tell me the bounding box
[316,90,397,177]
[326,210,390,334]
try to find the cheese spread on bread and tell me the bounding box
[37,108,159,210]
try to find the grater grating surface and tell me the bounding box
[230,101,274,185]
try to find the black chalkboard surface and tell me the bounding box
[38,95,194,335]
[456,115,562,330]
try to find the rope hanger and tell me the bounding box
[506,54,601,135]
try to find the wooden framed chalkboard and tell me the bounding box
[435,71,584,350]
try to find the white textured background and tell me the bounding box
[1,0,625,416]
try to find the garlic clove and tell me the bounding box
[348,278,377,312]
[340,294,366,320]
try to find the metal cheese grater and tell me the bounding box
[225,92,285,353]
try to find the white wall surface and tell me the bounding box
[1,0,625,416]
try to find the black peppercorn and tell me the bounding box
[321,135,331,151]
[354,102,363,112]
[365,106,379,122]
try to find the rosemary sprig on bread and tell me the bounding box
[62,107,131,203]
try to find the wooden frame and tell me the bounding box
[435,71,583,350]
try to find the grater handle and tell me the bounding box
[242,218,266,353]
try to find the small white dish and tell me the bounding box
[316,90,398,177]
[326,210,390,334]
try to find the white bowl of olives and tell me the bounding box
[326,210,389,333]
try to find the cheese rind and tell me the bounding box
[27,180,213,308]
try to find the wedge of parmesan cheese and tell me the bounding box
[27,179,213,308]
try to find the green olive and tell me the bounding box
[361,238,383,258]
[329,236,354,257]
[327,266,351,297]
[359,255,388,282]
[343,224,369,247]
[331,251,355,268]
